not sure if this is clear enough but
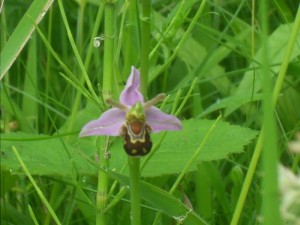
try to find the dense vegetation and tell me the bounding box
[1,1,299,225]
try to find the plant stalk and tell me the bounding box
[126,1,151,224]
[260,1,281,224]
[102,1,115,101]
[128,157,141,225]
[96,137,110,225]
[140,0,151,97]
[122,0,139,77]
[96,1,115,225]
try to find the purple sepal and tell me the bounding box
[120,67,144,106]
[146,106,182,132]
[79,108,125,137]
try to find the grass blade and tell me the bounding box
[0,0,53,79]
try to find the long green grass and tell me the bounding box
[1,1,300,225]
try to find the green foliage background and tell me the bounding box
[1,0,299,225]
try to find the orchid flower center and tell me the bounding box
[105,93,166,117]
[126,102,145,122]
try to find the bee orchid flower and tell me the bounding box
[80,67,182,156]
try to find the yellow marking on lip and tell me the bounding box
[131,149,137,154]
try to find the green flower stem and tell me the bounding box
[126,2,151,225]
[260,1,281,224]
[103,1,115,100]
[96,2,115,225]
[96,137,109,225]
[128,157,141,225]
[230,6,300,225]
[123,0,139,77]
[140,0,151,97]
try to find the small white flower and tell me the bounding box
[279,165,300,224]
[288,132,300,154]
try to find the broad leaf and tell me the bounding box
[138,119,258,176]
[1,119,257,177]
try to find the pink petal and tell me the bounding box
[119,67,144,106]
[79,108,126,137]
[146,107,182,133]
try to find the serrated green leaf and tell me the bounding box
[0,119,257,177]
[138,119,258,176]
[0,132,96,176]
